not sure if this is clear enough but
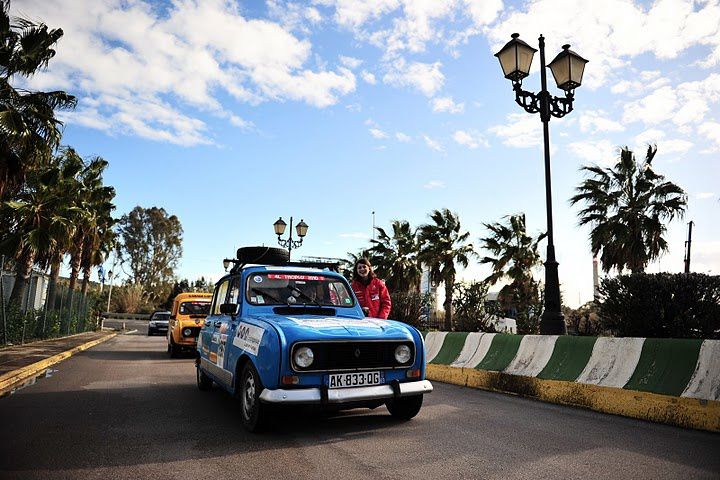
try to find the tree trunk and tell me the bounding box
[68,249,82,312]
[9,250,35,309]
[443,275,454,331]
[46,260,61,310]
[81,266,91,297]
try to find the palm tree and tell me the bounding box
[418,209,475,331]
[370,220,422,292]
[479,213,546,332]
[0,162,77,307]
[570,146,687,273]
[0,1,76,197]
[479,213,545,288]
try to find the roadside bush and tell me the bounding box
[452,281,494,332]
[390,291,434,329]
[563,302,603,336]
[597,273,720,338]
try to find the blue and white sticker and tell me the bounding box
[253,275,263,283]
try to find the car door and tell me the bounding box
[200,279,229,372]
[215,276,241,373]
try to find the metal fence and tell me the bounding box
[0,285,97,346]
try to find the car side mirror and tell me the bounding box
[362,307,370,317]
[220,303,239,316]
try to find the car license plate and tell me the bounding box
[328,371,383,389]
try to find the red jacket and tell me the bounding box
[351,278,392,319]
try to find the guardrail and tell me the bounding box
[424,332,720,432]
[101,313,151,321]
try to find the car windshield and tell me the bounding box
[179,302,211,315]
[152,313,170,320]
[247,272,355,307]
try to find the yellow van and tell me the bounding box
[167,292,212,357]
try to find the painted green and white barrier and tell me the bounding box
[424,332,720,431]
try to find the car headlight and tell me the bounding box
[293,346,314,368]
[182,328,192,337]
[149,321,155,326]
[394,345,412,364]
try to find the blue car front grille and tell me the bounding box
[291,341,414,372]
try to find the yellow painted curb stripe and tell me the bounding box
[0,333,118,395]
[427,364,720,433]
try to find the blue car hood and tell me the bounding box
[247,314,413,341]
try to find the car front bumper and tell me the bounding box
[258,380,433,404]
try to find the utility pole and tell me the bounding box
[684,221,694,274]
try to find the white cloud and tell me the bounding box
[361,70,377,84]
[452,130,489,149]
[424,180,446,189]
[698,121,720,152]
[395,132,412,142]
[16,0,356,146]
[633,128,694,156]
[339,55,363,69]
[488,113,543,148]
[267,0,323,33]
[369,128,389,139]
[579,110,624,134]
[383,60,444,96]
[431,96,465,114]
[695,192,716,200]
[567,139,617,165]
[423,135,443,152]
[623,73,720,127]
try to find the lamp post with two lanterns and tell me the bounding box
[273,217,309,261]
[494,33,588,335]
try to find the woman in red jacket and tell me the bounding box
[351,258,392,319]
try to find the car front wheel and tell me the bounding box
[386,395,423,420]
[239,363,268,432]
[197,364,213,391]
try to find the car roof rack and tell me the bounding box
[230,260,341,274]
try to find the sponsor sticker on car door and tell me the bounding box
[232,322,265,355]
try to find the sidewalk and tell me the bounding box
[0,331,117,396]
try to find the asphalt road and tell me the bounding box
[0,334,718,480]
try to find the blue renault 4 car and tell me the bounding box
[195,247,433,431]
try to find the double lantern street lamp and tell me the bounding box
[273,216,309,261]
[494,33,588,335]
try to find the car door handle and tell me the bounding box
[214,321,222,327]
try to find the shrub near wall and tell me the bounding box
[598,273,720,339]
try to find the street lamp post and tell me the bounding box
[273,216,309,261]
[494,33,588,335]
[106,270,114,313]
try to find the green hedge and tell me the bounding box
[598,273,720,339]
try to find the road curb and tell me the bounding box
[427,364,720,433]
[0,332,118,396]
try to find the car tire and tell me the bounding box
[197,364,213,391]
[235,246,289,265]
[386,395,423,420]
[239,362,268,432]
[147,328,153,336]
[169,335,179,358]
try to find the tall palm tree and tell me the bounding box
[0,1,76,198]
[0,162,77,307]
[479,213,545,288]
[370,220,422,292]
[570,146,687,273]
[418,209,475,331]
[34,149,84,309]
[479,213,545,332]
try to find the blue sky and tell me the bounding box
[13,0,720,307]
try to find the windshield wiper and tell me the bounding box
[287,286,323,307]
[251,288,282,304]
